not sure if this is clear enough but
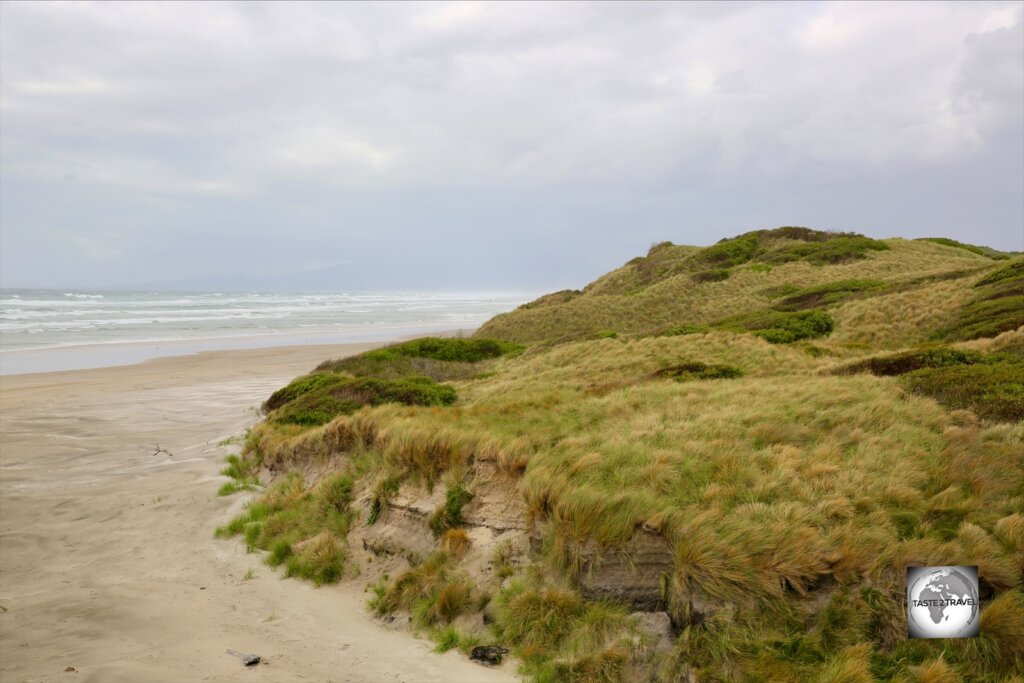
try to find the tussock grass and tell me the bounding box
[215,470,355,585]
[220,231,1022,682]
[715,308,834,343]
[217,453,259,496]
[428,484,474,536]
[370,551,477,628]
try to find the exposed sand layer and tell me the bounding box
[0,344,516,683]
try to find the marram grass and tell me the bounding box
[217,229,1024,682]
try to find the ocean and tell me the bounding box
[0,289,531,375]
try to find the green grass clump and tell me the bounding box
[370,551,476,628]
[773,279,888,311]
[653,361,743,381]
[692,268,731,283]
[491,581,635,680]
[428,484,474,536]
[659,324,709,337]
[594,329,618,339]
[716,309,834,343]
[217,453,259,496]
[918,237,1014,260]
[271,376,457,426]
[215,471,355,585]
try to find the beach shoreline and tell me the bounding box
[0,341,515,682]
[0,324,481,376]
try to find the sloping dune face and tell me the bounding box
[224,232,1023,682]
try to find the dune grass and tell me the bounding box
[218,230,1023,682]
[478,235,983,345]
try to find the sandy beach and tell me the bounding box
[0,344,516,683]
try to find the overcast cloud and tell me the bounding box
[1,1,1022,290]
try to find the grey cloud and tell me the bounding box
[1,1,1021,290]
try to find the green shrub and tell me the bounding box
[943,296,1024,342]
[975,260,1024,287]
[692,268,731,283]
[757,235,890,266]
[653,362,744,381]
[364,337,523,363]
[716,309,834,343]
[703,235,760,266]
[903,361,1024,422]
[263,372,347,412]
[272,376,457,426]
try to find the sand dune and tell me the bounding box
[0,344,516,683]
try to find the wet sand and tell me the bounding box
[0,344,516,682]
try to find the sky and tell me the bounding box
[1,1,1022,291]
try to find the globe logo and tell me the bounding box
[907,566,979,638]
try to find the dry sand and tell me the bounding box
[0,344,516,683]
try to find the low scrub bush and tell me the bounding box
[937,262,1024,342]
[362,337,523,363]
[271,376,457,426]
[703,235,760,266]
[903,361,1024,422]
[757,235,890,266]
[653,361,744,381]
[974,259,1024,287]
[837,347,990,377]
[773,279,888,311]
[717,309,835,343]
[659,324,709,337]
[692,268,732,283]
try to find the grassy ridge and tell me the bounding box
[218,231,1024,682]
[478,235,989,345]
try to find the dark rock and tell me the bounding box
[470,645,509,666]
